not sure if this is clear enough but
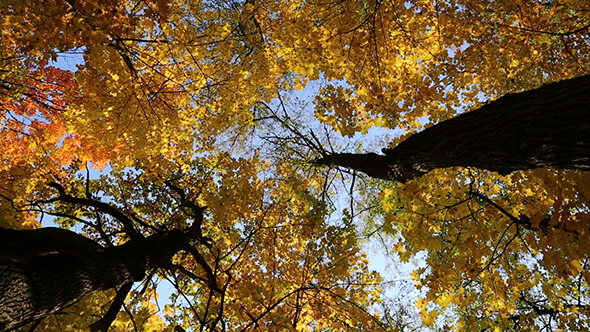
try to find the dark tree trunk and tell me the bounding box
[316,74,590,182]
[0,228,188,330]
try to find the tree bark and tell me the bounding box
[315,74,590,182]
[0,228,189,330]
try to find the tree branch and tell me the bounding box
[315,74,590,182]
[164,180,206,242]
[184,245,220,293]
[47,182,142,241]
[89,283,133,332]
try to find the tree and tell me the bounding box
[314,72,590,330]
[315,73,590,182]
[1,0,590,330]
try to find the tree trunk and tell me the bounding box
[0,228,188,330]
[315,74,590,182]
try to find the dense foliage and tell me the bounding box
[1,0,589,330]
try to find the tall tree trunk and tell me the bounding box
[315,74,590,182]
[0,228,188,330]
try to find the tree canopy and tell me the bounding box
[1,0,589,330]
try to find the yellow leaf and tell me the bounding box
[569,260,584,276]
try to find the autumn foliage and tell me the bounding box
[1,0,590,331]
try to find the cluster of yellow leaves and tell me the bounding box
[110,291,170,331]
[5,0,588,171]
[163,156,384,330]
[35,289,170,332]
[377,167,590,330]
[2,1,588,163]
[235,0,590,136]
[36,290,116,331]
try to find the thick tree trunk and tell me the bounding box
[316,74,590,182]
[0,228,188,330]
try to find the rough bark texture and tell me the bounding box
[0,227,104,263]
[0,228,189,330]
[316,74,590,182]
